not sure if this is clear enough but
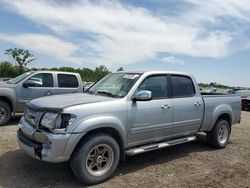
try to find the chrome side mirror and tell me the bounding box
[133,90,152,101]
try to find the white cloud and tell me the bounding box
[0,0,250,66]
[161,56,185,65]
[0,33,82,64]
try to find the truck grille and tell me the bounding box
[24,107,38,127]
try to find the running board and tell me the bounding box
[125,136,197,156]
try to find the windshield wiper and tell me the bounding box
[97,91,119,98]
[85,90,94,95]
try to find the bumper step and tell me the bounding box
[125,136,197,156]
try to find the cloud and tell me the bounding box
[1,0,250,66]
[161,56,185,65]
[0,33,82,64]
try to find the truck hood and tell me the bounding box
[27,93,116,112]
[0,81,12,88]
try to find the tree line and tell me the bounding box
[0,48,124,82]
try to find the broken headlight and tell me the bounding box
[40,112,76,130]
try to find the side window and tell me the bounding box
[138,75,168,99]
[28,73,53,87]
[58,74,79,88]
[171,75,195,97]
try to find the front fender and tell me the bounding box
[0,88,16,112]
[63,116,127,157]
[207,104,233,132]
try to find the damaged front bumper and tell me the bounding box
[17,117,73,163]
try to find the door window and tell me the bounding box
[138,75,168,99]
[171,75,195,97]
[57,74,79,88]
[28,73,53,87]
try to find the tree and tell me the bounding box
[116,67,124,72]
[0,61,19,78]
[5,48,35,73]
[95,65,110,81]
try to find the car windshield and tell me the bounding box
[87,73,141,98]
[7,71,34,84]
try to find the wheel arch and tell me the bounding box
[0,96,13,112]
[64,116,127,161]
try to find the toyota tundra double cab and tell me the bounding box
[17,71,241,185]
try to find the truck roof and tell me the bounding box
[115,70,192,77]
[29,70,80,75]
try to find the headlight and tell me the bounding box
[40,112,59,129]
[40,113,76,130]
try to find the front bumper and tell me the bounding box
[17,117,80,163]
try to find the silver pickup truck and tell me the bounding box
[0,71,83,125]
[17,71,241,185]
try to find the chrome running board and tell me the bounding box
[125,136,197,156]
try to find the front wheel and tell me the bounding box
[207,120,231,148]
[70,133,120,185]
[0,100,11,126]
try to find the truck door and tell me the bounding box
[127,75,173,146]
[16,73,54,111]
[170,75,204,137]
[54,74,80,95]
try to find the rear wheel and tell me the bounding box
[0,100,11,126]
[70,133,120,185]
[207,120,231,148]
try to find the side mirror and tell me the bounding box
[133,90,152,102]
[23,80,37,88]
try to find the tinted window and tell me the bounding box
[28,73,53,87]
[138,75,168,99]
[58,74,78,88]
[171,76,195,97]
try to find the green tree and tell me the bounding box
[0,61,19,78]
[5,48,35,73]
[95,65,110,81]
[116,67,124,72]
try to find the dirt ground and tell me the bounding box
[0,112,250,188]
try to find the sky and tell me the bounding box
[0,0,249,87]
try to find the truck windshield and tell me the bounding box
[7,71,34,84]
[87,73,141,98]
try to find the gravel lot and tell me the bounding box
[0,112,249,188]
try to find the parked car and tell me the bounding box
[17,71,241,185]
[236,90,250,111]
[0,71,83,125]
[83,81,94,91]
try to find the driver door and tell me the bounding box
[16,73,54,111]
[127,75,173,147]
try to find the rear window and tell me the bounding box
[171,75,195,97]
[57,74,79,88]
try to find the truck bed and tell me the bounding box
[200,94,241,132]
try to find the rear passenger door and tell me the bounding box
[171,75,203,137]
[54,74,79,95]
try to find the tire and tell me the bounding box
[70,133,120,185]
[0,100,11,126]
[207,120,231,148]
[242,100,247,111]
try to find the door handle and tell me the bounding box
[161,104,170,109]
[45,90,53,95]
[194,102,202,106]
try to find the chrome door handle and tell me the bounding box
[194,102,202,106]
[45,90,53,95]
[161,104,170,109]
